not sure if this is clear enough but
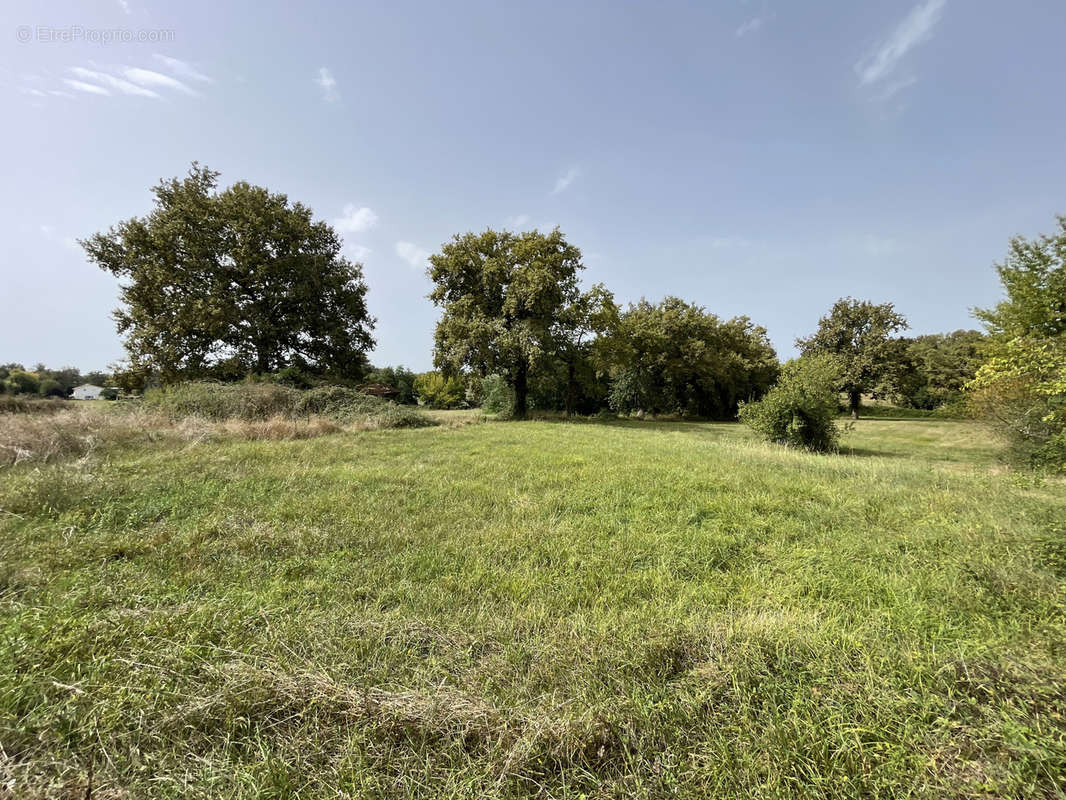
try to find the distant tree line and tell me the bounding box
[0,364,114,398]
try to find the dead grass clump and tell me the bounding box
[170,661,636,779]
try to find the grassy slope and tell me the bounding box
[1,419,1064,798]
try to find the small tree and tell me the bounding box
[738,355,843,452]
[797,298,908,418]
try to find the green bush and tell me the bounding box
[413,372,463,409]
[480,374,513,414]
[5,371,40,395]
[38,379,65,398]
[738,355,842,452]
[295,386,434,427]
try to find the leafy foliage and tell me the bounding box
[478,374,513,414]
[797,298,908,417]
[413,371,464,409]
[970,218,1066,470]
[81,164,375,385]
[604,297,779,418]
[738,355,843,452]
[364,365,418,404]
[3,370,39,395]
[428,228,584,418]
[892,330,986,409]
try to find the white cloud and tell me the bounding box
[345,244,371,261]
[333,204,378,233]
[69,66,160,98]
[117,0,131,13]
[506,214,530,229]
[63,79,110,96]
[552,166,580,194]
[855,0,946,87]
[20,88,46,98]
[153,54,212,83]
[316,67,339,103]
[736,12,775,38]
[395,241,431,268]
[123,67,196,95]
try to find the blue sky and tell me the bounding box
[3,0,1065,371]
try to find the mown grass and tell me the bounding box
[1,416,1064,798]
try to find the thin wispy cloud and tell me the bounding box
[69,66,159,98]
[316,67,339,103]
[736,12,775,38]
[123,67,196,95]
[39,224,80,252]
[551,166,580,195]
[153,54,213,84]
[117,0,131,14]
[333,204,378,233]
[505,214,530,229]
[395,241,431,268]
[855,0,946,88]
[63,79,110,96]
[29,62,206,103]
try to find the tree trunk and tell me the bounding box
[565,360,577,417]
[512,361,529,420]
[849,388,861,420]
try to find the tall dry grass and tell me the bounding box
[0,406,347,467]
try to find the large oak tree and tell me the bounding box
[81,164,375,385]
[427,228,584,418]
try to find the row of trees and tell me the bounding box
[76,165,1062,467]
[427,229,782,419]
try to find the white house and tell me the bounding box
[71,384,105,400]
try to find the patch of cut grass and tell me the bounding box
[1,418,1064,798]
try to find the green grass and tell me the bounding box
[1,417,1064,798]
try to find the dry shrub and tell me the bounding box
[0,396,69,415]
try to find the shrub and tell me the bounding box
[294,386,433,427]
[738,355,842,452]
[38,379,65,398]
[144,382,301,421]
[968,338,1066,471]
[480,375,513,414]
[0,396,66,415]
[413,372,464,409]
[143,382,436,429]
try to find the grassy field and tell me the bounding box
[1,414,1064,798]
